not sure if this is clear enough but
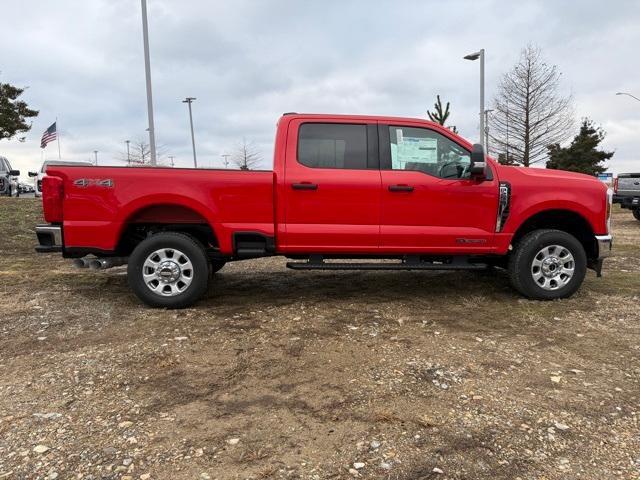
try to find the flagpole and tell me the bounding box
[56,117,61,159]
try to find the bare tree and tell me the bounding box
[232,138,262,170]
[490,45,574,167]
[117,140,168,166]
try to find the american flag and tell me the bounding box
[40,122,57,148]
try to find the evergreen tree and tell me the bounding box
[0,82,39,141]
[497,153,517,166]
[546,119,613,176]
[427,95,458,133]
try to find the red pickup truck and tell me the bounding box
[36,114,612,308]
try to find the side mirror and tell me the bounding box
[469,144,486,179]
[9,170,20,177]
[28,171,38,177]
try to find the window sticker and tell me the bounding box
[397,136,438,165]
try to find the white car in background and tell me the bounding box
[30,160,93,197]
[0,156,20,197]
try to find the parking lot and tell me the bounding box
[0,197,638,479]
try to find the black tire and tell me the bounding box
[633,208,640,221]
[508,229,587,300]
[128,232,209,308]
[210,259,226,274]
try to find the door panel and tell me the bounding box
[379,123,499,253]
[282,120,381,252]
[380,171,498,252]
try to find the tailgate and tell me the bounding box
[617,175,640,196]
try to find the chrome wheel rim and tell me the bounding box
[531,244,575,291]
[142,248,193,296]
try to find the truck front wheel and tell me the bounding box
[508,229,587,300]
[128,232,210,308]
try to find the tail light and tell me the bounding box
[613,177,618,193]
[42,175,64,223]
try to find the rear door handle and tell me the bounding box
[292,182,318,190]
[388,184,414,192]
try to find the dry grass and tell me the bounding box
[0,198,638,479]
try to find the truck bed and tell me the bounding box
[46,166,275,254]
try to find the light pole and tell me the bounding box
[93,150,98,165]
[183,97,198,168]
[616,92,640,103]
[141,0,157,166]
[484,109,494,155]
[221,153,230,169]
[464,49,485,149]
[168,155,175,167]
[125,140,131,166]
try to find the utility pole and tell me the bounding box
[183,97,197,168]
[93,150,98,165]
[221,154,231,169]
[464,48,485,149]
[141,0,157,166]
[168,155,175,167]
[125,140,131,166]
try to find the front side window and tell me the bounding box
[298,123,367,169]
[389,126,470,179]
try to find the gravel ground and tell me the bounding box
[0,198,638,480]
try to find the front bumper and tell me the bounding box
[595,234,613,260]
[35,224,63,253]
[590,234,613,277]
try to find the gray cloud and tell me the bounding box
[1,0,639,175]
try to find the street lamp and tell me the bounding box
[183,97,197,168]
[125,140,131,166]
[93,150,98,165]
[464,49,485,149]
[221,153,230,169]
[141,0,157,166]
[616,92,640,103]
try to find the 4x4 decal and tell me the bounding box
[73,178,114,188]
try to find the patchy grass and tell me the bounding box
[0,198,638,479]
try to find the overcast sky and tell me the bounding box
[1,0,639,177]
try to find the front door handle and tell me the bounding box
[388,184,414,192]
[292,182,318,191]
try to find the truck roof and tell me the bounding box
[281,112,445,126]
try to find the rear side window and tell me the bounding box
[298,123,368,169]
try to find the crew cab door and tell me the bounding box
[378,123,498,253]
[281,120,381,253]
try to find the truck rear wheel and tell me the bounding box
[128,232,209,308]
[633,208,640,221]
[508,229,587,300]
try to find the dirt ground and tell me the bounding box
[0,198,638,480]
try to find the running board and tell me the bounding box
[286,256,487,271]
